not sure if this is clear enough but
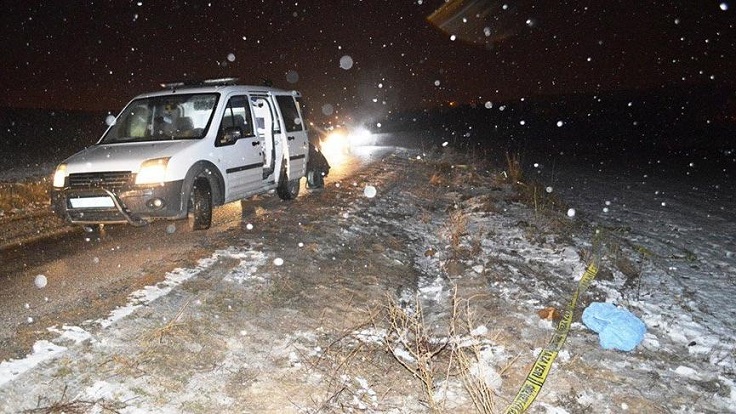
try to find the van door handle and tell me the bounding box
[287,136,295,141]
[252,141,260,146]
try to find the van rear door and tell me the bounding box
[251,95,279,181]
[275,94,308,180]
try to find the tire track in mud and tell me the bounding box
[299,150,459,324]
[225,149,458,328]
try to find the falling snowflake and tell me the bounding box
[339,55,354,70]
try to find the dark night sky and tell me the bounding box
[1,0,734,121]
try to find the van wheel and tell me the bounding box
[277,169,300,200]
[306,170,324,189]
[189,177,212,230]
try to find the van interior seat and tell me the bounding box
[175,117,194,131]
[222,115,246,130]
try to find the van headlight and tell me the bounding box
[53,164,68,188]
[135,157,170,185]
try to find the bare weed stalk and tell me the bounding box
[382,294,448,412]
[449,291,498,414]
[297,311,382,412]
[22,385,126,414]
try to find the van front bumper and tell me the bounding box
[51,180,186,226]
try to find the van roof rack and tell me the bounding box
[160,77,240,89]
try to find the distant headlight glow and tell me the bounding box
[349,126,373,147]
[317,123,375,165]
[321,130,348,155]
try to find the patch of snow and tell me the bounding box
[0,341,66,387]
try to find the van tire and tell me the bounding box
[277,166,300,200]
[306,170,324,189]
[189,176,212,230]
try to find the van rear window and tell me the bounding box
[276,95,304,133]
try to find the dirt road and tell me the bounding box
[0,147,393,361]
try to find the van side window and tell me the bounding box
[218,96,254,145]
[275,95,304,133]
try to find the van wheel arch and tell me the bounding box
[181,162,225,209]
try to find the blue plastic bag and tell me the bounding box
[582,302,646,352]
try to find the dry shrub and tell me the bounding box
[297,319,392,412]
[449,292,514,414]
[371,290,514,413]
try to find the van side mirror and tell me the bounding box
[218,126,242,146]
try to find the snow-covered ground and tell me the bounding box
[530,150,736,411]
[0,144,734,413]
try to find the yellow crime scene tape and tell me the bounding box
[503,256,600,414]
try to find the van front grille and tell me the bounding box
[68,172,133,189]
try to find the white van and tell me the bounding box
[51,79,312,230]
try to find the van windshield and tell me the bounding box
[101,93,219,144]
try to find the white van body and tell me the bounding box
[51,80,310,230]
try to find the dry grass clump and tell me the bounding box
[132,296,227,389]
[427,146,496,190]
[0,180,50,212]
[516,182,569,219]
[138,297,195,345]
[446,210,468,253]
[504,152,523,184]
[428,150,569,223]
[501,152,571,220]
[428,162,457,188]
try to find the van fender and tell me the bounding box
[179,161,225,217]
